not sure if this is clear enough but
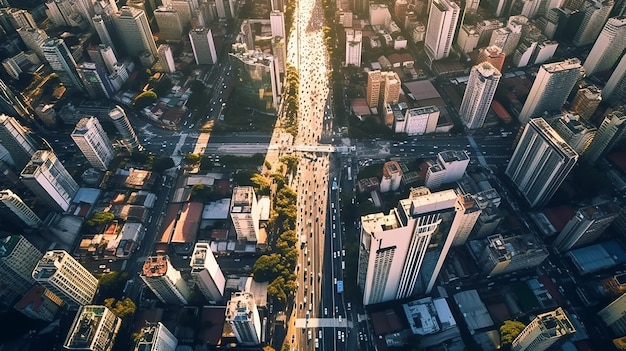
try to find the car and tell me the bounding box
[308,330,312,340]
[324,308,328,316]
[333,252,336,259]
[342,249,346,256]
[99,264,106,269]
[338,315,342,323]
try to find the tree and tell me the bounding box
[152,157,175,173]
[185,153,202,164]
[105,297,137,319]
[86,211,114,227]
[500,320,526,345]
[263,346,276,351]
[132,90,157,109]
[251,173,271,195]
[279,155,300,174]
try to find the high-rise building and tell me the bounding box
[551,113,596,154]
[41,38,83,92]
[190,243,225,303]
[108,106,143,153]
[0,114,39,170]
[230,186,259,242]
[569,85,602,120]
[32,250,98,310]
[271,36,286,73]
[0,189,42,228]
[366,70,382,108]
[17,27,48,60]
[460,63,502,129]
[583,16,626,75]
[603,53,626,104]
[554,202,619,252]
[380,161,403,193]
[506,118,578,207]
[134,322,178,351]
[140,255,191,305]
[358,188,479,305]
[599,293,626,336]
[170,0,193,28]
[99,44,119,74]
[518,58,583,123]
[0,235,43,306]
[511,307,576,351]
[229,44,281,111]
[189,27,217,65]
[157,44,176,73]
[77,62,112,98]
[21,150,79,212]
[64,305,122,351]
[476,19,504,46]
[71,117,115,171]
[395,106,440,135]
[2,8,37,31]
[573,0,614,46]
[154,6,183,41]
[215,0,227,18]
[456,176,503,239]
[457,25,480,53]
[369,3,391,25]
[345,29,362,66]
[584,107,626,163]
[424,0,460,62]
[14,285,64,322]
[479,233,549,276]
[113,6,158,64]
[425,150,471,189]
[93,14,117,54]
[225,292,261,345]
[270,10,285,38]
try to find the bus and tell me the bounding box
[347,167,352,181]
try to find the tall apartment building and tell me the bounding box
[77,62,112,98]
[598,293,626,336]
[380,161,403,193]
[382,71,401,107]
[358,188,479,305]
[425,150,471,189]
[64,305,122,351]
[71,117,115,171]
[134,322,177,351]
[189,27,217,65]
[505,118,578,207]
[584,107,626,163]
[460,63,501,129]
[366,70,382,108]
[345,29,362,66]
[553,202,619,252]
[109,105,143,153]
[518,58,584,123]
[0,114,40,170]
[32,250,98,310]
[17,27,48,60]
[225,292,261,345]
[113,6,158,64]
[395,106,440,135]
[479,233,549,276]
[230,186,259,242]
[424,0,460,62]
[573,0,614,46]
[551,113,596,154]
[190,242,225,303]
[229,44,281,110]
[157,44,176,73]
[154,6,184,41]
[0,235,43,306]
[457,25,480,53]
[476,19,504,46]
[93,14,117,55]
[511,307,576,351]
[476,45,506,71]
[41,38,83,92]
[170,0,193,28]
[603,53,626,104]
[20,150,79,212]
[570,85,602,120]
[583,16,626,75]
[270,10,285,38]
[0,189,42,228]
[141,255,190,305]
[456,175,503,239]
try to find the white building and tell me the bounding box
[109,105,143,152]
[157,44,176,73]
[0,235,43,306]
[189,27,217,65]
[457,25,480,53]
[225,292,261,345]
[460,62,501,130]
[512,307,575,351]
[425,150,471,189]
[140,255,191,305]
[71,117,115,171]
[0,114,39,169]
[230,186,259,242]
[369,3,391,26]
[269,10,285,38]
[380,161,403,193]
[603,53,626,104]
[583,17,626,76]
[395,106,440,136]
[345,29,362,67]
[0,189,42,228]
[190,242,225,303]
[424,0,460,62]
[134,322,178,351]
[64,305,122,351]
[32,250,98,310]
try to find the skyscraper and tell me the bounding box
[424,0,460,62]
[140,255,191,305]
[358,188,479,305]
[0,114,39,170]
[0,235,43,307]
[511,307,576,351]
[189,27,217,65]
[77,62,113,98]
[20,150,79,212]
[113,6,158,64]
[569,85,602,120]
[64,305,122,351]
[190,242,225,303]
[230,186,259,242]
[598,293,626,336]
[41,38,83,92]
[573,0,614,46]
[154,6,184,41]
[366,70,382,108]
[518,58,583,123]
[584,107,626,163]
[0,189,42,228]
[345,29,362,66]
[134,322,178,351]
[229,44,281,110]
[583,16,626,75]
[71,117,115,171]
[225,292,261,345]
[460,62,501,129]
[602,53,626,104]
[505,118,578,207]
[551,113,596,154]
[93,14,117,54]
[32,250,98,310]
[425,150,471,189]
[380,161,403,193]
[553,201,619,252]
[108,105,143,153]
[157,44,176,73]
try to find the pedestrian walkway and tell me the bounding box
[466,135,488,166]
[295,318,351,328]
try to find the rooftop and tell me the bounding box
[142,255,171,277]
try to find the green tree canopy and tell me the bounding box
[185,153,202,164]
[500,320,526,345]
[105,297,137,319]
[132,90,157,109]
[86,211,115,227]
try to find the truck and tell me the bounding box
[337,280,344,293]
[347,166,352,181]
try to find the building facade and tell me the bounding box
[64,305,122,351]
[584,107,626,164]
[345,29,362,66]
[113,6,158,64]
[0,189,42,228]
[479,233,549,276]
[425,150,471,189]
[189,27,217,65]
[71,117,115,171]
[225,291,261,345]
[511,307,575,351]
[583,16,626,76]
[134,322,178,351]
[0,235,43,306]
[424,0,460,62]
[41,38,83,92]
[459,62,501,129]
[140,255,190,305]
[190,242,225,303]
[109,105,143,153]
[0,114,39,170]
[553,201,619,252]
